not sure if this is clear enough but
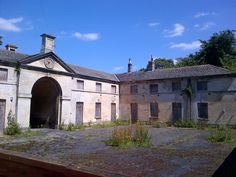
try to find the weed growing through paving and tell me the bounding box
[104,122,151,148]
[208,125,233,143]
[4,110,21,135]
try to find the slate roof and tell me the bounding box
[69,64,119,82]
[0,49,118,82]
[0,49,29,62]
[116,65,232,82]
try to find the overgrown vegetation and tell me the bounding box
[4,110,21,135]
[208,125,233,143]
[173,120,197,128]
[59,120,130,131]
[104,122,151,148]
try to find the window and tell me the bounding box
[198,103,208,119]
[172,81,181,91]
[96,83,102,92]
[130,85,138,94]
[95,103,101,118]
[111,85,116,94]
[77,80,84,90]
[197,81,207,91]
[0,68,7,81]
[150,84,158,94]
[150,102,159,117]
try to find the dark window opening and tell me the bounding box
[150,84,158,94]
[96,83,102,92]
[150,102,158,117]
[0,68,8,81]
[198,103,208,119]
[77,80,84,90]
[172,81,181,91]
[95,103,101,118]
[197,81,208,91]
[130,85,138,94]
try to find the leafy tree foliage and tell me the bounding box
[0,36,2,45]
[145,58,174,70]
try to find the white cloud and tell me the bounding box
[74,32,100,41]
[113,66,124,72]
[194,12,216,18]
[194,12,209,18]
[148,22,159,27]
[194,22,215,30]
[165,24,185,37]
[170,41,201,50]
[0,17,23,32]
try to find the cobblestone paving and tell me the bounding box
[0,127,235,177]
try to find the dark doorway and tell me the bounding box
[130,103,138,123]
[0,100,6,134]
[111,103,116,122]
[76,102,83,124]
[172,102,182,122]
[30,77,62,129]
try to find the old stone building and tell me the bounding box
[0,34,236,133]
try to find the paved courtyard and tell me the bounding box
[0,126,235,177]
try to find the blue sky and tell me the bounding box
[0,0,235,73]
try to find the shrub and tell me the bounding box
[104,123,151,148]
[153,121,167,128]
[174,120,197,128]
[5,110,21,135]
[208,125,233,143]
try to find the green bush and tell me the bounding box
[5,110,21,135]
[153,121,167,128]
[208,125,233,143]
[174,120,197,128]
[104,123,151,148]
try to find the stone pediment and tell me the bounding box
[20,52,75,73]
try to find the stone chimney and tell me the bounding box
[147,55,155,71]
[40,33,56,53]
[128,58,132,73]
[5,44,17,52]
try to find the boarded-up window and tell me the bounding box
[150,84,158,94]
[77,80,84,90]
[95,103,101,118]
[150,103,158,117]
[197,81,207,91]
[111,85,116,94]
[172,81,181,91]
[130,85,138,94]
[198,103,208,119]
[0,68,7,81]
[96,83,102,92]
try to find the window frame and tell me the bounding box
[130,85,138,95]
[150,102,159,118]
[197,81,208,91]
[96,82,102,92]
[111,85,117,94]
[197,102,208,119]
[149,84,158,94]
[0,68,8,82]
[95,102,102,119]
[76,80,84,90]
[172,81,181,91]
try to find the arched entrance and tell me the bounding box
[30,77,62,128]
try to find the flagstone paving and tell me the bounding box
[0,127,235,177]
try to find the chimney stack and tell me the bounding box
[5,44,17,52]
[40,33,56,53]
[128,58,132,73]
[147,55,155,71]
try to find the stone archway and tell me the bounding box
[30,77,62,128]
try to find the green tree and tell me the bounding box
[175,55,199,67]
[0,36,2,45]
[145,58,174,70]
[196,30,236,67]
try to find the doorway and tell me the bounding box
[30,77,62,128]
[130,103,138,123]
[111,103,116,122]
[0,100,6,134]
[76,102,83,124]
[172,102,182,122]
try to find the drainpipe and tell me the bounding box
[15,61,21,121]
